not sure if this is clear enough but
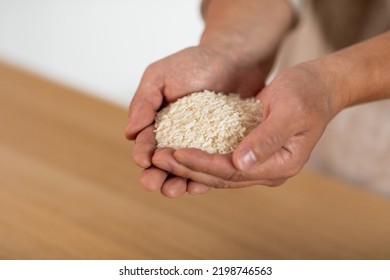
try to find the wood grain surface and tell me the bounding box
[1,62,390,260]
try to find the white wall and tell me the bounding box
[0,0,203,106]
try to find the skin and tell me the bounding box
[126,0,294,197]
[125,0,390,198]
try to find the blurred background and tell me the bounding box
[1,0,390,260]
[0,0,390,190]
[0,0,203,106]
[1,0,389,194]
[1,0,390,193]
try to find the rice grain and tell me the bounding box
[154,90,263,154]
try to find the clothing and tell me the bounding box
[275,0,390,194]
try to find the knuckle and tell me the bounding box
[132,148,152,168]
[283,160,304,178]
[258,131,283,155]
[151,151,172,172]
[209,178,231,189]
[144,63,157,76]
[267,178,287,187]
[226,170,248,182]
[174,168,191,180]
[133,154,149,168]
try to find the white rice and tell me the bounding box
[154,90,263,154]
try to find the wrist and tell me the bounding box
[318,32,390,109]
[291,60,348,119]
[199,0,294,68]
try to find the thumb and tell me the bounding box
[125,84,163,140]
[233,109,294,171]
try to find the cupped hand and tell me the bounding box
[152,61,343,191]
[125,45,274,197]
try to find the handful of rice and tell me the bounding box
[154,90,263,154]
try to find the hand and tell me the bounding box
[125,45,274,197]
[152,61,343,190]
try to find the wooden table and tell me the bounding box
[1,62,390,260]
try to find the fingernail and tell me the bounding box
[237,149,257,171]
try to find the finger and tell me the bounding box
[174,147,294,182]
[152,148,230,188]
[133,125,157,168]
[173,148,237,179]
[161,176,187,198]
[155,148,278,188]
[140,167,168,192]
[187,181,211,195]
[233,103,297,171]
[125,78,163,140]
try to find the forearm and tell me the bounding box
[200,0,295,66]
[320,31,390,114]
